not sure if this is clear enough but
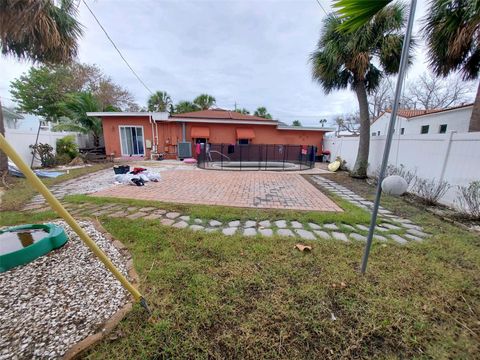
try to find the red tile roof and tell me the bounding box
[372,103,473,124]
[170,108,275,122]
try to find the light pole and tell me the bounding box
[360,0,417,274]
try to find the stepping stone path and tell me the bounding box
[21,176,429,246]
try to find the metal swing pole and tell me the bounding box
[0,133,148,311]
[360,0,417,274]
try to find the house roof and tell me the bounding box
[372,103,474,124]
[170,108,272,122]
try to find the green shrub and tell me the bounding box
[54,153,72,165]
[56,135,78,160]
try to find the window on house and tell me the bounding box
[195,138,207,144]
[377,131,381,136]
[421,125,429,134]
[238,139,250,145]
[439,124,447,133]
[401,128,405,135]
[372,132,376,136]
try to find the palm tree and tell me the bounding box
[292,120,302,126]
[193,94,216,110]
[0,0,82,174]
[423,0,479,131]
[147,91,172,112]
[234,108,250,115]
[55,92,103,147]
[254,107,272,119]
[310,4,410,178]
[174,101,198,114]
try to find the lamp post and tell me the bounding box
[360,0,417,274]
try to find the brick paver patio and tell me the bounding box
[93,170,342,211]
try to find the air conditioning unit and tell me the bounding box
[178,142,192,159]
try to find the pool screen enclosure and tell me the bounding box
[197,143,316,171]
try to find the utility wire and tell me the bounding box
[82,0,153,95]
[314,0,330,17]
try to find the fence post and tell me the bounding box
[439,131,456,183]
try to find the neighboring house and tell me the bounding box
[2,107,24,129]
[370,103,474,137]
[88,109,334,159]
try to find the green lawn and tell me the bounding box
[1,170,479,359]
[0,163,111,211]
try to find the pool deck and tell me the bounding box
[93,169,342,211]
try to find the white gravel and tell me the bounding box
[0,220,130,359]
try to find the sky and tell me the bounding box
[1,0,434,126]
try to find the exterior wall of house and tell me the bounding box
[370,106,472,136]
[183,123,325,154]
[101,115,326,159]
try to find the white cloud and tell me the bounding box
[1,0,431,126]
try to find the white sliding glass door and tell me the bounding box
[120,126,145,156]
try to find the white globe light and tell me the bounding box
[381,175,408,196]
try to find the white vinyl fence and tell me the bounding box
[5,128,91,167]
[324,131,480,209]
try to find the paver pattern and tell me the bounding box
[93,170,341,211]
[22,175,430,245]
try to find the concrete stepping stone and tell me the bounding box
[259,228,273,237]
[172,221,189,229]
[396,218,413,224]
[139,207,155,212]
[277,229,294,237]
[356,224,370,231]
[222,227,237,236]
[290,221,303,229]
[180,216,190,221]
[109,211,127,218]
[324,223,339,230]
[259,220,271,228]
[127,212,147,219]
[295,229,316,240]
[350,233,367,241]
[205,228,218,233]
[382,223,402,230]
[127,207,138,212]
[275,220,287,228]
[314,230,331,240]
[402,223,423,231]
[390,234,408,244]
[244,220,257,228]
[153,209,167,215]
[166,212,181,219]
[91,210,110,216]
[308,223,321,230]
[375,226,389,232]
[405,234,423,242]
[161,219,175,226]
[228,220,240,227]
[332,232,349,242]
[209,220,222,227]
[374,234,388,241]
[189,225,204,231]
[194,218,203,224]
[144,213,163,220]
[407,229,429,237]
[243,228,257,236]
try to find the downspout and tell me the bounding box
[149,114,156,155]
[182,122,186,142]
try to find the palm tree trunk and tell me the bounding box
[0,99,8,175]
[468,81,480,132]
[351,81,371,178]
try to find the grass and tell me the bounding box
[79,173,480,359]
[0,164,111,211]
[2,168,479,358]
[64,192,372,226]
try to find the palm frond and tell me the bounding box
[333,0,393,32]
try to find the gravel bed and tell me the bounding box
[0,220,130,359]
